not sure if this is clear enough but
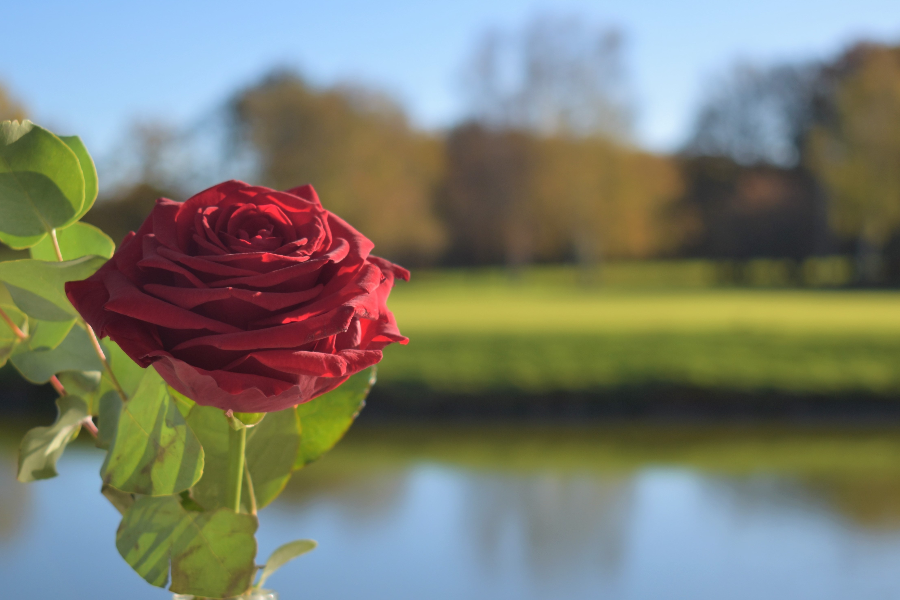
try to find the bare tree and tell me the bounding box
[462,15,633,140]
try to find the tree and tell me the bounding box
[0,84,26,122]
[807,45,900,281]
[230,72,446,265]
[462,15,632,140]
[685,62,823,167]
[439,124,538,266]
[442,15,681,267]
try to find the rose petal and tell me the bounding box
[156,246,259,277]
[248,348,382,377]
[171,305,355,352]
[103,271,241,334]
[143,283,323,311]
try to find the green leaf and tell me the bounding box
[116,495,258,598]
[104,338,145,397]
[25,317,75,350]
[30,222,114,261]
[10,324,103,383]
[256,539,317,589]
[57,370,105,414]
[169,508,258,598]
[96,390,122,449]
[245,408,301,509]
[0,302,25,367]
[17,395,88,481]
[0,120,84,241]
[0,255,107,320]
[294,366,375,469]
[185,405,231,511]
[102,368,204,496]
[168,386,196,419]
[186,405,301,511]
[0,231,46,250]
[101,483,134,515]
[116,495,187,587]
[59,135,98,222]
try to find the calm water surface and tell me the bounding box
[2,423,900,599]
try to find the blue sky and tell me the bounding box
[3,0,899,158]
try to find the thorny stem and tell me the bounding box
[49,228,128,403]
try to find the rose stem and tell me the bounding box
[226,425,247,513]
[243,462,258,516]
[49,228,128,402]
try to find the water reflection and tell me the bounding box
[3,424,900,599]
[463,473,634,580]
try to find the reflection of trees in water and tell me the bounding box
[805,476,900,529]
[701,473,900,532]
[0,452,29,543]
[274,460,411,527]
[463,471,634,581]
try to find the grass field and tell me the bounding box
[377,268,900,397]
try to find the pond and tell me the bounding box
[2,422,900,599]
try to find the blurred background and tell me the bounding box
[3,1,900,598]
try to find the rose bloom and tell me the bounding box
[66,181,408,413]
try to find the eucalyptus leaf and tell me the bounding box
[256,539,317,589]
[30,222,114,261]
[10,324,102,383]
[0,120,84,241]
[17,395,88,481]
[116,495,258,598]
[59,135,98,222]
[0,302,25,367]
[0,255,107,320]
[57,370,105,414]
[102,368,204,496]
[25,317,75,350]
[294,366,375,469]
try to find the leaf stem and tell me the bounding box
[49,228,64,261]
[47,367,98,440]
[85,324,128,402]
[0,305,27,340]
[227,424,247,513]
[80,417,99,438]
[48,226,128,402]
[49,375,66,396]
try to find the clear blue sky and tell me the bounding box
[3,0,899,158]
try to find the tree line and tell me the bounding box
[4,19,900,283]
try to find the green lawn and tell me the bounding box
[378,268,900,396]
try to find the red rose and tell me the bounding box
[65,180,408,413]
